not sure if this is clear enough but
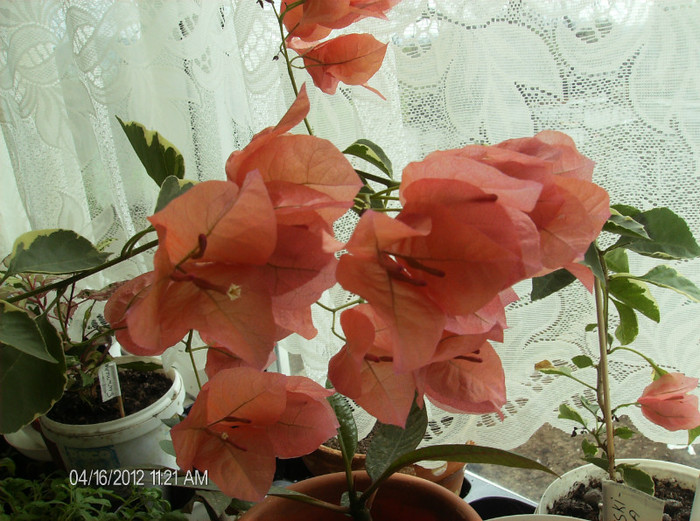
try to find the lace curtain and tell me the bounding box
[2,0,699,452]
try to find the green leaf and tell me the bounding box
[611,299,639,345]
[558,404,587,427]
[617,464,655,495]
[158,440,176,457]
[580,395,599,416]
[625,208,700,260]
[688,426,700,445]
[328,393,358,474]
[117,361,163,372]
[608,276,660,322]
[374,443,556,487]
[603,210,651,240]
[581,438,598,458]
[628,265,700,302]
[356,182,386,210]
[583,243,605,282]
[343,139,393,178]
[583,456,610,472]
[365,401,427,482]
[571,355,593,369]
[154,176,196,213]
[604,248,630,274]
[611,204,642,217]
[117,117,185,186]
[0,315,67,433]
[0,301,56,362]
[531,269,575,301]
[614,426,635,439]
[5,230,110,277]
[198,490,239,518]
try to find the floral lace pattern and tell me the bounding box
[1,0,699,452]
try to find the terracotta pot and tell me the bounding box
[240,471,482,520]
[536,458,700,516]
[302,443,467,494]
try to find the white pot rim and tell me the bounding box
[40,356,182,435]
[536,458,700,514]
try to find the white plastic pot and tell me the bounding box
[489,514,581,521]
[536,458,700,515]
[39,356,185,471]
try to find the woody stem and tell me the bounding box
[594,266,616,481]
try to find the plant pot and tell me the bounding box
[39,356,185,471]
[536,458,699,518]
[489,514,580,521]
[302,442,467,494]
[240,470,482,520]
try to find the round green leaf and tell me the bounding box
[0,315,66,433]
[6,229,110,276]
[0,301,57,363]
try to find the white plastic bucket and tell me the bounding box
[536,459,700,514]
[40,356,185,471]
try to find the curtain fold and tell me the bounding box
[2,0,699,451]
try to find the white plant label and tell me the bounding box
[602,480,665,521]
[98,362,122,402]
[690,474,700,521]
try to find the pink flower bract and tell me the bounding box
[171,368,338,501]
[637,372,700,431]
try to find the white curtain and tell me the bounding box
[2,0,699,452]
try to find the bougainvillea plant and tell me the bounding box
[1,1,698,518]
[535,206,700,493]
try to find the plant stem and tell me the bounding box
[273,2,313,135]
[183,330,202,391]
[594,274,616,480]
[5,240,159,305]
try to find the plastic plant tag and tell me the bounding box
[98,361,122,402]
[690,474,700,521]
[602,479,665,521]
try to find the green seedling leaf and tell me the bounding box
[614,426,635,439]
[611,298,639,345]
[155,176,196,213]
[625,208,700,260]
[5,229,110,277]
[618,464,655,495]
[581,438,598,458]
[328,393,358,473]
[366,401,427,482]
[572,355,593,369]
[0,301,56,362]
[117,117,185,186]
[558,404,587,427]
[604,248,630,274]
[583,243,605,282]
[531,269,575,301]
[629,265,700,302]
[343,139,393,178]
[0,315,66,433]
[608,276,660,322]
